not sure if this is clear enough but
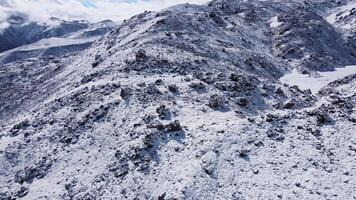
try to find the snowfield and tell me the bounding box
[280,65,356,94]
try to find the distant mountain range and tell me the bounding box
[0,13,116,63]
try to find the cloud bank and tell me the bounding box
[0,0,210,24]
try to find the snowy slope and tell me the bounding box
[0,37,95,64]
[0,0,355,200]
[280,65,356,94]
[0,14,116,63]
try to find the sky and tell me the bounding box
[0,0,209,24]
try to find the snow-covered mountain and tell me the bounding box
[0,0,355,199]
[0,14,116,64]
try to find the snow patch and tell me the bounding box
[280,65,356,94]
[0,135,21,151]
[270,16,282,28]
[326,2,356,24]
[18,37,97,51]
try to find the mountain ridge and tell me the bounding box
[0,0,355,199]
[0,13,116,62]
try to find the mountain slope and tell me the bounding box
[0,0,355,199]
[0,14,87,53]
[0,14,116,64]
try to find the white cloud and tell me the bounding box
[0,0,210,24]
[0,5,11,31]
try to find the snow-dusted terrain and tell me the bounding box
[0,0,355,199]
[0,15,116,64]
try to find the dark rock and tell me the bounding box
[238,149,249,158]
[92,106,110,122]
[189,82,206,91]
[193,72,214,84]
[316,114,328,125]
[158,192,166,200]
[81,75,93,84]
[94,54,101,61]
[265,113,277,122]
[208,94,226,109]
[166,120,182,132]
[307,126,321,137]
[109,161,129,178]
[168,84,178,93]
[11,119,30,136]
[307,107,332,126]
[274,87,286,96]
[4,147,19,163]
[64,179,78,195]
[0,191,11,200]
[156,105,171,120]
[120,87,133,99]
[209,12,216,18]
[283,100,295,109]
[236,98,249,107]
[267,128,285,141]
[155,79,164,85]
[146,84,162,95]
[91,61,100,68]
[229,73,242,82]
[15,157,52,184]
[16,186,29,198]
[136,49,147,60]
[147,120,165,130]
[143,114,155,124]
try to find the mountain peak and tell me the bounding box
[0,1,355,199]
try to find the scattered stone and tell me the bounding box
[16,186,29,198]
[274,87,286,96]
[10,119,30,136]
[155,79,164,85]
[109,161,129,178]
[158,193,166,200]
[200,151,218,175]
[136,49,147,60]
[92,61,100,68]
[146,84,162,95]
[0,191,11,200]
[189,82,206,91]
[209,12,217,18]
[156,105,171,120]
[283,100,295,109]
[236,97,249,107]
[147,120,165,130]
[165,120,182,132]
[267,128,285,141]
[238,149,250,158]
[168,84,179,93]
[208,94,226,109]
[265,113,277,122]
[80,75,93,84]
[15,157,52,184]
[94,54,101,61]
[120,87,133,99]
